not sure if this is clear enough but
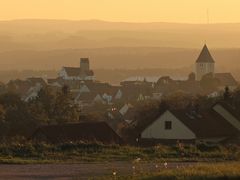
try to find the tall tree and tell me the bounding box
[53,86,79,124]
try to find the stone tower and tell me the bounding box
[195,44,215,81]
[80,58,90,72]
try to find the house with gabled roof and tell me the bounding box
[76,81,123,105]
[22,83,42,102]
[6,77,47,102]
[74,92,104,106]
[132,107,239,145]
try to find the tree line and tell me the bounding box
[0,84,240,139]
[0,85,80,137]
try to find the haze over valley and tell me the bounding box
[0,20,240,83]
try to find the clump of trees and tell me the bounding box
[0,85,80,138]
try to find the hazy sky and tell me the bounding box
[1,0,240,23]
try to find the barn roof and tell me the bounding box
[196,44,215,63]
[31,121,122,144]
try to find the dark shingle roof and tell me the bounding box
[31,122,122,144]
[135,109,238,139]
[172,110,238,138]
[196,44,215,63]
[213,101,240,122]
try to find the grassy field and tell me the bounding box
[0,141,239,164]
[100,163,240,180]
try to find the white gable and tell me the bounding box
[213,104,240,131]
[141,110,196,140]
[115,89,122,99]
[58,67,68,79]
[23,84,42,102]
[79,85,90,93]
[94,94,104,103]
[102,93,112,103]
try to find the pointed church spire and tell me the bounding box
[196,44,215,63]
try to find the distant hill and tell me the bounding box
[0,19,240,79]
[1,19,240,51]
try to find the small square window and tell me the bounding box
[165,121,172,130]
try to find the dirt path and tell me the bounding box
[0,162,196,180]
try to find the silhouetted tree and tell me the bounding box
[35,87,56,122]
[223,86,231,101]
[53,88,79,124]
[0,92,23,108]
[62,85,70,96]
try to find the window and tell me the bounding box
[165,121,172,130]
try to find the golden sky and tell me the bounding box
[1,0,240,23]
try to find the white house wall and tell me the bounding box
[79,85,90,93]
[115,90,122,99]
[141,111,196,140]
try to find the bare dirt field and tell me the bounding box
[0,162,195,180]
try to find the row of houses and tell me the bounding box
[2,72,237,106]
[0,44,239,145]
[2,45,239,106]
[30,101,240,145]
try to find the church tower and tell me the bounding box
[195,44,215,81]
